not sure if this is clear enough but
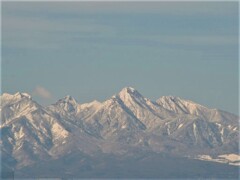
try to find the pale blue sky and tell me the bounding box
[2,2,239,115]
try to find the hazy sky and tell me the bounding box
[2,2,239,115]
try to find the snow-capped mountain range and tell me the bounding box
[0,87,239,177]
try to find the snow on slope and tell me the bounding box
[1,87,239,169]
[157,96,210,116]
[0,92,40,126]
[116,87,176,128]
[195,154,240,166]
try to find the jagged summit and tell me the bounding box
[1,92,14,98]
[118,86,140,94]
[51,95,78,113]
[63,95,77,102]
[118,87,145,101]
[15,92,32,99]
[120,86,136,93]
[1,92,32,100]
[108,87,142,102]
[159,95,178,101]
[1,92,33,108]
[56,95,78,105]
[157,95,210,115]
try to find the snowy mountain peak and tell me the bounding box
[119,87,142,96]
[1,92,32,100]
[1,92,14,98]
[58,95,77,104]
[1,92,32,108]
[14,92,32,99]
[158,95,179,102]
[63,95,76,102]
[121,86,136,93]
[1,93,14,103]
[158,95,207,107]
[53,95,78,113]
[118,87,144,100]
[157,95,209,115]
